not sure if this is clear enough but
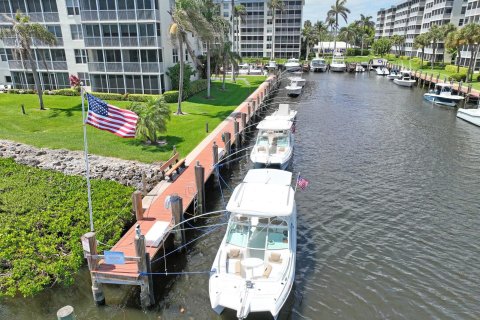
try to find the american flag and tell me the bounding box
[86,94,138,138]
[296,176,309,190]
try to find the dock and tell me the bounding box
[80,75,281,306]
[388,63,480,103]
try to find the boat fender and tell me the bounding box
[164,195,171,209]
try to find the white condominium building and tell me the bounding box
[217,0,304,59]
[0,0,202,93]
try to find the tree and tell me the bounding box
[268,0,285,59]
[391,35,405,56]
[166,62,196,92]
[169,0,204,115]
[198,0,227,98]
[338,24,356,50]
[215,41,241,90]
[357,14,374,56]
[0,11,56,110]
[234,4,247,54]
[302,20,317,59]
[131,97,171,144]
[445,28,465,73]
[372,37,392,57]
[414,33,430,67]
[426,23,455,70]
[461,23,480,82]
[326,0,350,53]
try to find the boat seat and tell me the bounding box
[278,146,285,152]
[263,264,272,278]
[227,248,242,259]
[269,252,283,264]
[257,146,267,152]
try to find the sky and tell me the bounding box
[303,0,393,26]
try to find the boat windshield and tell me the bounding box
[256,130,290,149]
[226,215,289,251]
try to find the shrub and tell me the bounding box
[449,73,467,82]
[445,64,469,74]
[185,79,208,97]
[52,88,80,96]
[166,63,196,91]
[477,74,480,82]
[127,94,162,102]
[163,90,179,103]
[89,92,125,101]
[8,89,35,94]
[346,48,370,56]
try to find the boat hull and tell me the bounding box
[286,88,302,96]
[457,108,480,127]
[285,65,301,72]
[310,65,327,72]
[393,79,415,87]
[330,65,346,72]
[423,94,462,107]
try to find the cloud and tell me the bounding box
[303,0,392,25]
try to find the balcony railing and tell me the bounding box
[80,9,160,21]
[88,62,105,72]
[27,12,59,23]
[87,62,164,73]
[8,60,67,70]
[84,38,102,47]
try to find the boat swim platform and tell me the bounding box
[82,75,281,306]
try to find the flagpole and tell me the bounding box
[294,172,301,193]
[81,84,95,232]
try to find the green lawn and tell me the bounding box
[0,76,265,163]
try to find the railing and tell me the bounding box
[8,60,67,70]
[80,9,160,21]
[80,10,99,21]
[121,37,139,47]
[102,38,121,47]
[27,12,59,23]
[84,38,102,47]
[105,62,123,72]
[98,10,118,20]
[123,62,141,72]
[139,36,156,46]
[88,62,105,72]
[141,62,159,73]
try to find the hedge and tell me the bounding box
[449,73,467,82]
[445,64,468,74]
[127,94,162,102]
[89,91,125,101]
[163,79,208,103]
[346,48,370,56]
[163,90,179,103]
[52,88,79,96]
[8,89,35,94]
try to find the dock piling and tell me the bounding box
[134,225,154,307]
[194,161,205,216]
[241,113,247,140]
[234,119,240,148]
[223,131,231,156]
[81,232,105,306]
[57,305,75,320]
[170,195,186,249]
[132,190,144,221]
[212,141,218,168]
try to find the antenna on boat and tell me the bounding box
[294,172,301,193]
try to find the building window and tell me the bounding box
[5,75,11,83]
[223,12,229,17]
[223,3,228,9]
[172,49,178,63]
[42,0,58,12]
[74,49,87,63]
[70,25,83,40]
[78,72,90,86]
[0,48,6,61]
[66,0,79,15]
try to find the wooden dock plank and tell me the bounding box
[92,77,275,282]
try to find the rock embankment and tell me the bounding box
[0,139,162,191]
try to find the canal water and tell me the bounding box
[1,72,480,320]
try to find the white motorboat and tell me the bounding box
[250,119,294,170]
[310,58,327,72]
[386,71,402,80]
[424,83,464,107]
[355,64,365,72]
[238,63,250,75]
[267,60,277,71]
[288,76,305,87]
[393,72,416,87]
[330,55,346,72]
[265,104,297,122]
[209,169,297,319]
[376,67,389,76]
[284,58,301,72]
[285,80,302,97]
[457,108,480,127]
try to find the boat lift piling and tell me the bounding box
[194,161,205,217]
[234,118,240,149]
[171,195,186,249]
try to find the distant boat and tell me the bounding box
[393,72,416,87]
[250,118,294,170]
[284,58,301,72]
[265,103,297,122]
[209,169,297,319]
[288,76,306,88]
[310,58,327,72]
[355,64,365,72]
[457,108,480,127]
[424,83,464,107]
[376,67,389,76]
[267,60,277,71]
[285,80,302,97]
[330,55,346,72]
[386,71,402,80]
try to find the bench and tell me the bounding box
[165,158,186,181]
[159,152,179,180]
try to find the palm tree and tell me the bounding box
[199,0,227,98]
[267,0,285,59]
[445,28,465,73]
[234,4,247,54]
[314,21,329,56]
[338,24,356,50]
[357,14,374,56]
[391,35,405,56]
[426,23,455,70]
[414,33,430,68]
[131,96,171,144]
[0,11,56,110]
[326,0,350,53]
[302,20,316,59]
[217,41,241,90]
[462,23,480,82]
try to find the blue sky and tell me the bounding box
[303,0,393,26]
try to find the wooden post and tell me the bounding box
[145,253,155,305]
[57,306,75,320]
[21,104,26,115]
[212,141,218,166]
[436,74,440,83]
[418,71,422,87]
[132,191,144,221]
[81,232,105,306]
[134,224,154,307]
[205,122,209,133]
[170,195,186,249]
[194,161,205,216]
[241,112,247,141]
[247,104,251,124]
[141,172,147,196]
[459,81,463,93]
[223,131,231,156]
[234,118,240,149]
